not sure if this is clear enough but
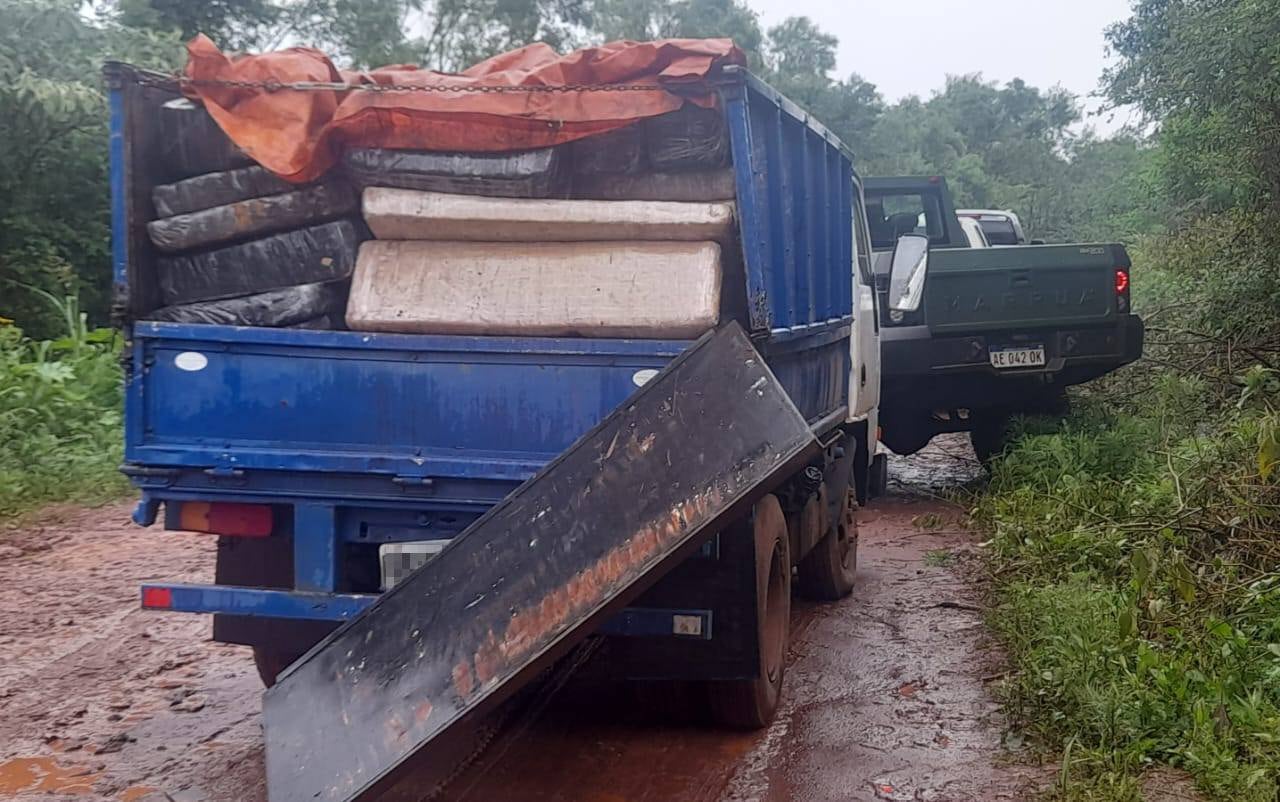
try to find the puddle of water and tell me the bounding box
[0,756,98,795]
[888,433,983,496]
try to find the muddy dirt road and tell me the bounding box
[0,441,1040,802]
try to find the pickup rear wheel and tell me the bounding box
[797,487,858,601]
[969,414,1012,465]
[706,494,791,729]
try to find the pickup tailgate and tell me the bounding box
[925,244,1127,334]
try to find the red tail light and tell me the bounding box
[177,502,273,537]
[1115,269,1130,294]
[141,586,173,609]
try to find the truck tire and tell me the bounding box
[870,453,889,499]
[797,487,858,601]
[706,494,791,729]
[253,646,298,687]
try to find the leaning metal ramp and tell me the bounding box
[263,322,821,801]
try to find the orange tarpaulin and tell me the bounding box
[184,36,746,183]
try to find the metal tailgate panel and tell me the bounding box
[925,244,1123,334]
[263,322,820,802]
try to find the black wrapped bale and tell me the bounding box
[643,103,730,170]
[568,124,644,175]
[342,147,566,198]
[288,314,340,330]
[158,98,254,179]
[572,169,737,202]
[153,166,299,218]
[157,220,361,306]
[147,182,358,253]
[144,281,348,327]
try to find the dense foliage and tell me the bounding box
[0,302,127,519]
[972,2,1280,799]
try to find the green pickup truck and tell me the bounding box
[867,176,1145,460]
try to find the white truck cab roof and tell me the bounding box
[956,209,1027,246]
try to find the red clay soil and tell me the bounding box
[0,454,1041,801]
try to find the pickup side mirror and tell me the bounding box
[887,233,929,312]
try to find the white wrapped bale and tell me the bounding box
[346,240,722,338]
[362,189,734,243]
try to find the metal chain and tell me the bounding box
[137,72,665,94]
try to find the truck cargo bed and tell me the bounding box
[263,324,820,801]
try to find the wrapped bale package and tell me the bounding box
[571,169,737,202]
[643,103,730,170]
[148,182,358,253]
[346,240,722,338]
[152,166,300,218]
[158,98,254,179]
[568,124,645,175]
[342,148,565,198]
[157,220,360,306]
[144,281,348,327]
[362,189,734,243]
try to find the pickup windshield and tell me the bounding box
[865,191,947,250]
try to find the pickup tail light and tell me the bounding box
[177,502,273,537]
[1115,268,1131,312]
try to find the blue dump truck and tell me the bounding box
[107,57,883,801]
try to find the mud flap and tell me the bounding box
[262,322,820,802]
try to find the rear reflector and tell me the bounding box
[141,586,173,609]
[178,502,273,537]
[1115,269,1130,294]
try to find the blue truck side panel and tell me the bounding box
[723,70,855,336]
[110,65,860,627]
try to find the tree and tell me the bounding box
[590,0,765,67]
[1104,0,1280,215]
[0,0,177,337]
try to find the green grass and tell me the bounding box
[972,373,1280,800]
[0,297,128,521]
[924,549,953,567]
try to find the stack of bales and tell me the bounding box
[143,98,740,338]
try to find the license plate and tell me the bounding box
[379,540,451,591]
[989,346,1046,369]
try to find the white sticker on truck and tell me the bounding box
[174,352,208,372]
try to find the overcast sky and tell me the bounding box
[751,0,1141,133]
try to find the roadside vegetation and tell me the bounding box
[0,295,127,519]
[973,3,1280,798]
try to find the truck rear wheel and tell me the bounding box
[253,644,311,687]
[869,453,889,499]
[797,487,858,601]
[706,494,791,729]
